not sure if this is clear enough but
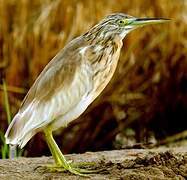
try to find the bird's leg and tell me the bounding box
[44,129,72,168]
[44,129,96,176]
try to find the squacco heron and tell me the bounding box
[5,13,169,175]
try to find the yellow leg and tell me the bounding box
[44,129,95,176]
[44,129,70,168]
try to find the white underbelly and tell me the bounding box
[50,94,92,130]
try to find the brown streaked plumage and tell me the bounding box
[5,13,169,176]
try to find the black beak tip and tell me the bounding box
[135,17,171,21]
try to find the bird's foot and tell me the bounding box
[46,161,102,176]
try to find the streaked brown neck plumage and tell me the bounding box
[82,28,123,100]
[83,22,124,45]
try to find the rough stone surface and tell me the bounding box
[0,147,186,179]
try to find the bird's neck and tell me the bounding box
[89,35,123,100]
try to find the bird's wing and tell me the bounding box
[5,38,93,146]
[20,50,92,122]
[20,36,89,112]
[20,54,76,112]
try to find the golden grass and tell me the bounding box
[0,0,187,156]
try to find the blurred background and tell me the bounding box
[0,0,187,158]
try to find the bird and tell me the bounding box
[5,13,169,176]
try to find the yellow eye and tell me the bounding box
[117,20,124,25]
[118,19,128,26]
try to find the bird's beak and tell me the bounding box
[129,17,170,27]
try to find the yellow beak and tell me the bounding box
[130,17,170,27]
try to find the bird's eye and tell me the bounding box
[117,19,128,26]
[118,20,124,24]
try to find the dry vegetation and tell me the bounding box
[0,0,187,157]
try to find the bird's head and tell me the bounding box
[86,13,170,41]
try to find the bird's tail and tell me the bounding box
[5,110,40,149]
[5,113,24,145]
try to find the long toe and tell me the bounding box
[69,161,103,174]
[68,167,91,177]
[73,167,104,174]
[45,163,95,176]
